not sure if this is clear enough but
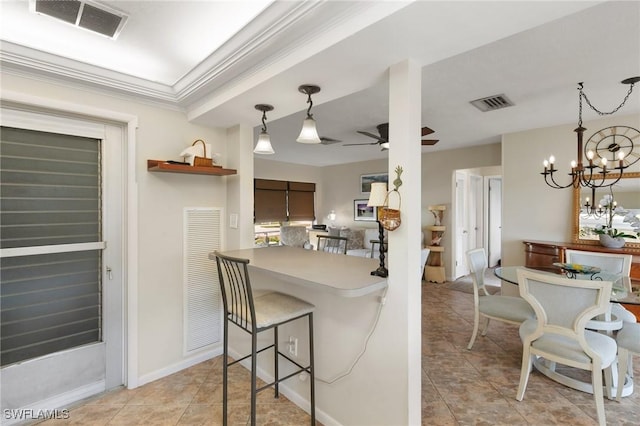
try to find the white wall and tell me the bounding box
[502,113,640,268]
[1,73,230,380]
[314,146,502,273]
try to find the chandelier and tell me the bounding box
[541,76,639,190]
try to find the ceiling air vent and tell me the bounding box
[470,94,514,112]
[31,0,127,39]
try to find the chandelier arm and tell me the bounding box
[545,171,578,189]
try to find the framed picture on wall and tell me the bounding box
[354,199,377,221]
[360,172,388,194]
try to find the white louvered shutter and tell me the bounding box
[184,208,222,353]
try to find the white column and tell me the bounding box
[388,59,422,425]
[226,124,255,250]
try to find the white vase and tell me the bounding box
[598,234,625,249]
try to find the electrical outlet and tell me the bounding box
[288,336,298,357]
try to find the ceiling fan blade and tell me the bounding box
[421,139,439,146]
[357,130,387,143]
[343,142,380,146]
[320,136,342,145]
[421,126,435,137]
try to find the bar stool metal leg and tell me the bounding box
[222,317,229,426]
[274,326,279,398]
[309,313,316,425]
[251,332,258,426]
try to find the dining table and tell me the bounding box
[494,265,636,398]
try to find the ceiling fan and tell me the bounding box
[344,123,438,150]
[319,136,342,145]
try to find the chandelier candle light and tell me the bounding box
[541,77,639,190]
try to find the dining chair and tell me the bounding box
[317,235,348,254]
[279,225,309,248]
[564,250,636,325]
[516,269,617,426]
[615,322,640,401]
[213,252,316,426]
[465,248,535,350]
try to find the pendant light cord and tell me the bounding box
[261,110,268,132]
[305,93,314,118]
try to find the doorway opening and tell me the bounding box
[451,166,502,280]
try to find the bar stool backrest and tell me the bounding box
[215,253,257,333]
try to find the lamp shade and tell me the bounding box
[327,210,336,221]
[253,131,274,154]
[367,182,388,207]
[296,117,321,144]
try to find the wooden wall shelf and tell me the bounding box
[147,160,236,176]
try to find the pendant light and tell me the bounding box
[254,104,275,154]
[296,84,321,144]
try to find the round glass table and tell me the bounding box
[494,266,632,302]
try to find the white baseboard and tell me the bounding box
[2,380,105,426]
[135,346,223,387]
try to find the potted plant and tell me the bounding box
[592,193,640,248]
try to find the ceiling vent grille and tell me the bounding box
[470,94,514,112]
[31,0,127,39]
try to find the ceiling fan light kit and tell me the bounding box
[296,85,322,144]
[253,104,275,154]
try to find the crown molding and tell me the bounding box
[1,1,410,116]
[1,41,178,104]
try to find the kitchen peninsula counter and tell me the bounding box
[209,246,387,297]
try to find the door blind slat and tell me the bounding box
[0,126,103,367]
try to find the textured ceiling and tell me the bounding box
[1,1,639,166]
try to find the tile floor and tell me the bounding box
[40,281,639,425]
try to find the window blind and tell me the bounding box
[0,126,102,366]
[254,179,316,223]
[288,181,315,221]
[254,179,287,223]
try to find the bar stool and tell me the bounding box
[616,322,640,401]
[213,252,316,426]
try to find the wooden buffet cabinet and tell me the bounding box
[523,240,640,319]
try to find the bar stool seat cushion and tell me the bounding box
[233,292,315,330]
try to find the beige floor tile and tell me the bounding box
[33,280,640,425]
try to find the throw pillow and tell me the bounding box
[340,228,365,250]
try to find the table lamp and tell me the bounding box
[368,182,388,277]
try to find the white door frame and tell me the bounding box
[1,90,139,389]
[485,175,502,267]
[452,171,468,280]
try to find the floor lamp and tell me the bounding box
[368,182,388,277]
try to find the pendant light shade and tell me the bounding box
[254,104,275,155]
[254,130,274,154]
[296,85,321,144]
[296,117,321,144]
